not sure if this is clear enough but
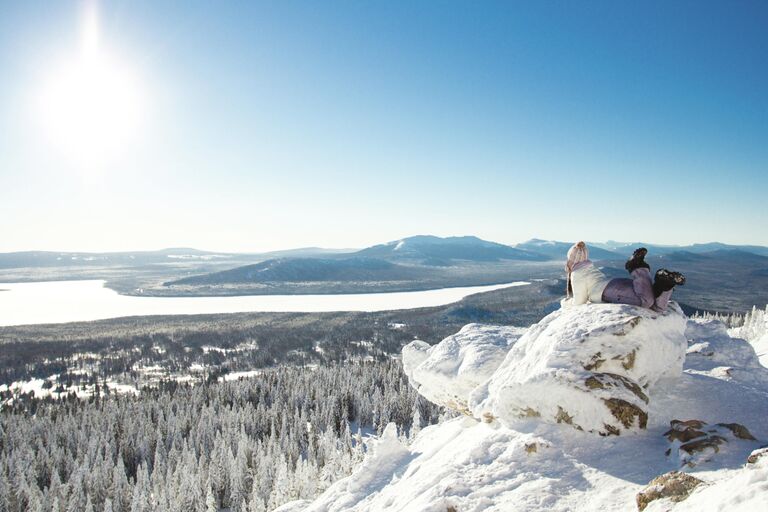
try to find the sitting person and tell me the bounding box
[561,241,685,312]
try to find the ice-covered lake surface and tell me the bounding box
[0,280,530,327]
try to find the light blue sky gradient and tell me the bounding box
[1,1,767,252]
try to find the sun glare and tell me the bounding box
[36,4,145,167]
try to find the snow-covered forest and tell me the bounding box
[0,360,441,512]
[692,304,767,330]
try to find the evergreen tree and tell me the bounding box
[205,485,217,512]
[410,404,422,441]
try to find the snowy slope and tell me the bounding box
[728,305,768,368]
[298,306,768,512]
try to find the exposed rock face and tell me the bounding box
[718,422,757,441]
[402,324,526,413]
[664,419,759,467]
[635,471,704,511]
[470,303,688,435]
[747,447,768,464]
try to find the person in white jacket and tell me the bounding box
[561,242,685,312]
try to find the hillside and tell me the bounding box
[166,257,434,286]
[159,236,565,294]
[644,250,768,312]
[296,304,768,511]
[354,235,548,265]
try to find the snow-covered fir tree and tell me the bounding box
[0,360,439,512]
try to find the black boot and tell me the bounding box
[653,269,685,297]
[625,247,650,273]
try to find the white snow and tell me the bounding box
[0,375,139,403]
[751,332,768,367]
[403,324,527,414]
[219,369,262,382]
[728,305,768,368]
[298,304,768,511]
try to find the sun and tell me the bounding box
[36,4,145,167]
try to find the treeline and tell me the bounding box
[0,360,442,512]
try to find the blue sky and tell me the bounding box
[1,1,766,252]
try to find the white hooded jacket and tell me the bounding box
[561,260,610,307]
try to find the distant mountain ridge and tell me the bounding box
[3,235,767,308]
[354,235,548,265]
[0,249,238,269]
[3,237,768,270]
[162,235,768,290]
[592,240,768,257]
[0,247,344,269]
[515,239,622,260]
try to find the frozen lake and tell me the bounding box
[0,280,530,326]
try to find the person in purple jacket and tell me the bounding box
[561,241,685,312]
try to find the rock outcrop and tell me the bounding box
[664,419,758,467]
[747,447,768,464]
[470,303,688,435]
[635,471,704,511]
[404,302,688,435]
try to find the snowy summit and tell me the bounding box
[297,302,768,511]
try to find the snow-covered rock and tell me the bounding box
[298,308,768,512]
[635,471,704,511]
[663,419,757,467]
[402,323,526,414]
[471,303,688,435]
[643,448,768,512]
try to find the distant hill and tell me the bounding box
[593,241,768,257]
[515,239,622,260]
[354,235,547,265]
[4,237,768,307]
[604,248,768,312]
[0,249,240,269]
[252,247,357,259]
[166,257,436,286]
[0,247,343,269]
[2,238,767,270]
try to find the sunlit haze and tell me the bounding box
[1,1,767,252]
[35,3,145,168]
